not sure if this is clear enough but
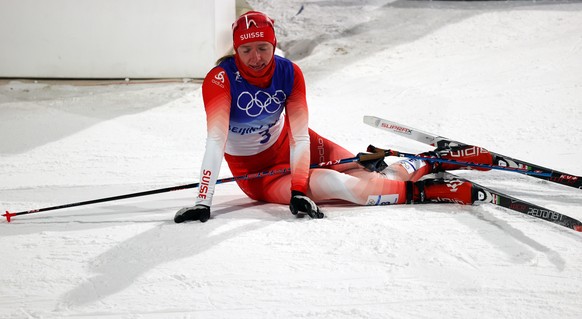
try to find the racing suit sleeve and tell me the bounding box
[285,63,311,194]
[194,67,231,207]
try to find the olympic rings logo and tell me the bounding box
[236,90,286,117]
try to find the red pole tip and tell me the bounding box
[574,225,582,232]
[3,211,15,223]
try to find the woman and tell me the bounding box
[174,11,492,223]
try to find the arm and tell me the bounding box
[195,67,231,207]
[286,63,324,219]
[175,67,231,223]
[285,63,311,195]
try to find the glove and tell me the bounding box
[174,204,211,223]
[358,148,388,172]
[358,155,388,172]
[289,191,324,219]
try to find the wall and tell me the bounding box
[0,0,235,79]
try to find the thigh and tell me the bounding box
[309,129,360,172]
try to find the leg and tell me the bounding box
[364,143,494,181]
[340,154,432,182]
[262,168,478,206]
[308,129,360,172]
[230,130,479,207]
[380,158,433,182]
[260,168,408,206]
[310,131,434,182]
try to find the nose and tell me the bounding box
[251,49,262,61]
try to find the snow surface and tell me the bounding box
[2,1,582,318]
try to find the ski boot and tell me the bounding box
[422,145,494,172]
[407,177,483,205]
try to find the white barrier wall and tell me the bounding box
[0,0,235,79]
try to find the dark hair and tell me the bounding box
[215,54,235,66]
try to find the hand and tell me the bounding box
[289,191,324,219]
[174,205,211,223]
[358,155,388,172]
[358,149,388,172]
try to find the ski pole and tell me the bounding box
[3,152,386,222]
[367,145,553,177]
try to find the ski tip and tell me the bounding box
[3,211,16,223]
[363,115,380,126]
[574,225,582,232]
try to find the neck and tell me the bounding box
[235,55,276,88]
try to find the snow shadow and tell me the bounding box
[0,81,197,154]
[57,199,288,307]
[455,206,567,271]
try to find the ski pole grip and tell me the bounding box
[356,145,398,163]
[357,151,388,162]
[367,145,397,157]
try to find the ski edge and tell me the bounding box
[443,173,582,232]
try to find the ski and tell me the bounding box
[364,115,582,189]
[439,173,582,232]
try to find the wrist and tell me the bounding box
[291,190,305,197]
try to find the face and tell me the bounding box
[236,41,274,71]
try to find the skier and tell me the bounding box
[174,11,493,223]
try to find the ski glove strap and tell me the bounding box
[174,204,211,223]
[289,191,324,219]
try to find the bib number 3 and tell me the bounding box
[259,129,272,144]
